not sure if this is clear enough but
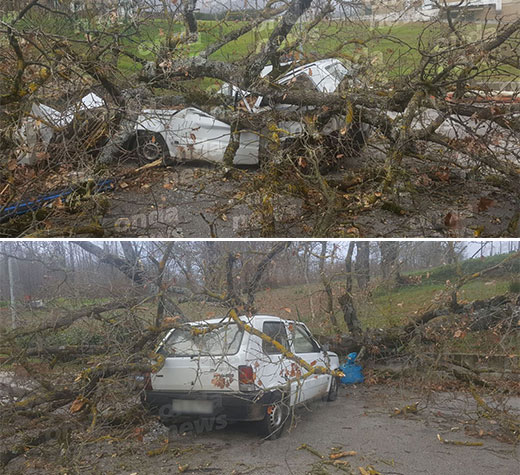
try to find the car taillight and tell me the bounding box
[238,365,255,392]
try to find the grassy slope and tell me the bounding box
[15,12,515,90]
[2,254,517,352]
[120,19,511,78]
[117,20,431,76]
[179,254,516,332]
[10,9,516,89]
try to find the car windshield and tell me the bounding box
[161,323,243,357]
[325,62,349,82]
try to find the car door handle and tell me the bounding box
[155,375,164,378]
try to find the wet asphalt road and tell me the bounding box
[66,385,520,475]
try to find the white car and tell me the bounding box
[16,93,106,166]
[142,315,340,439]
[133,58,367,167]
[134,106,261,165]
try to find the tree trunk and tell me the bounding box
[355,242,370,290]
[379,241,400,284]
[339,242,362,337]
[7,255,16,329]
[319,242,338,329]
[182,0,199,42]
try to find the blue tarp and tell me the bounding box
[340,352,364,384]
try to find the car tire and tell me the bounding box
[327,375,339,402]
[135,132,171,165]
[257,394,289,440]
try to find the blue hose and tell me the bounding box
[0,178,115,223]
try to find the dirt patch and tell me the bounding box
[2,150,519,237]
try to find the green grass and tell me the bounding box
[15,12,517,83]
[405,252,520,284]
[362,278,511,330]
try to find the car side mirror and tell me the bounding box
[321,343,330,352]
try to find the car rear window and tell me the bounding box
[161,323,243,357]
[325,62,349,82]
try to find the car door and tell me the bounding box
[252,320,294,402]
[290,323,329,403]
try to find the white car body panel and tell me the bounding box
[136,59,352,165]
[16,93,105,165]
[222,58,350,109]
[151,315,339,408]
[136,107,260,165]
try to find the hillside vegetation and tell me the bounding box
[2,253,518,355]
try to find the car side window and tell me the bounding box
[262,321,289,355]
[293,325,320,354]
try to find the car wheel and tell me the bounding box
[136,132,171,165]
[257,395,289,440]
[327,375,339,402]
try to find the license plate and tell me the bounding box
[172,399,214,415]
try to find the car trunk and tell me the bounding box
[151,324,247,392]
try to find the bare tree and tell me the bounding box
[379,241,400,284]
[2,2,520,236]
[319,241,338,329]
[338,241,362,337]
[355,241,370,291]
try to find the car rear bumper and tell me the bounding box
[142,389,282,422]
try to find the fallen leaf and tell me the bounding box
[444,211,459,228]
[434,170,450,182]
[417,174,432,186]
[70,396,87,414]
[359,467,380,475]
[345,226,360,237]
[133,427,144,442]
[477,197,496,212]
[281,307,292,313]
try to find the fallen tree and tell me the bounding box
[2,2,520,236]
[319,250,520,357]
